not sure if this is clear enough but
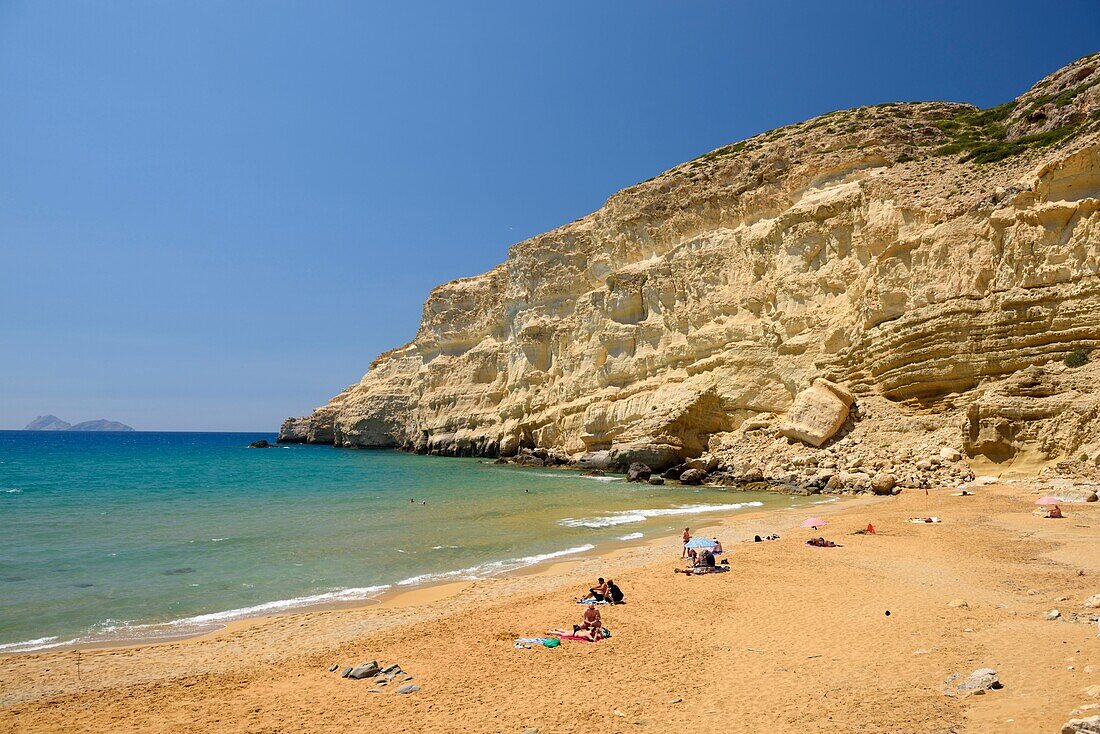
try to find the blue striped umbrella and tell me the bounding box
[685,537,718,549]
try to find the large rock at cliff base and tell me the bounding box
[779,379,856,447]
[679,468,708,485]
[626,463,652,482]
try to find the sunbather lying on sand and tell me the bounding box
[675,564,729,575]
[806,537,839,547]
[908,517,941,523]
[752,534,779,542]
[547,625,606,641]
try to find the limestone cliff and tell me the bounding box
[282,53,1100,476]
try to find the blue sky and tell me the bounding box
[2,1,1097,431]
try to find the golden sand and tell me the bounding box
[2,484,1098,733]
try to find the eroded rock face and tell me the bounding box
[277,417,310,444]
[286,55,1100,473]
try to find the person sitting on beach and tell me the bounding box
[607,579,624,604]
[1048,504,1064,519]
[711,538,723,554]
[806,537,837,548]
[576,604,601,633]
[581,577,609,602]
[686,547,698,564]
[681,527,691,558]
[694,549,716,569]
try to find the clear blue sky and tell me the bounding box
[2,1,1097,431]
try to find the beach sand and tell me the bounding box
[2,483,1098,733]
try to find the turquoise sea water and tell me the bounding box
[0,431,814,652]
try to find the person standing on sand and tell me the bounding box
[682,527,691,558]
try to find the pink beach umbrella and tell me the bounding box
[1035,496,1061,505]
[800,517,827,529]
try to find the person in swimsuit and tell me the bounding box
[682,527,691,558]
[580,577,609,602]
[1048,504,1063,518]
[577,604,601,632]
[607,579,624,604]
[712,538,723,554]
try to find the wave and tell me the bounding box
[2,488,22,494]
[617,532,644,541]
[397,544,595,587]
[524,471,620,482]
[431,545,460,550]
[166,585,392,626]
[0,636,60,653]
[560,501,764,529]
[0,585,392,654]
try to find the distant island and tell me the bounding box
[23,415,135,432]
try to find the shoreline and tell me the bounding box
[0,493,853,658]
[3,481,1098,732]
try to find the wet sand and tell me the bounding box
[2,484,1098,733]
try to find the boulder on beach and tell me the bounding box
[943,668,1001,697]
[626,463,652,482]
[348,661,380,679]
[679,468,707,485]
[778,379,855,447]
[1061,715,1100,734]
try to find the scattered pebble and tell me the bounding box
[947,599,968,609]
[327,664,339,672]
[396,684,421,694]
[522,728,540,734]
[1046,609,1063,621]
[668,697,683,704]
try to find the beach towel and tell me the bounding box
[515,637,560,648]
[908,517,941,523]
[577,599,610,605]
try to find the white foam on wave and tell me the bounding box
[617,532,644,541]
[431,545,460,550]
[168,585,392,625]
[2,488,22,494]
[397,544,595,587]
[0,636,61,653]
[0,585,393,654]
[560,501,764,529]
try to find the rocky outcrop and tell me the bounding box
[277,417,310,444]
[285,54,1100,481]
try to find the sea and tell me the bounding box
[0,430,817,653]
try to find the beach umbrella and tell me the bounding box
[800,517,827,529]
[685,537,718,549]
[1035,496,1061,505]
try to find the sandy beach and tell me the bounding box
[2,482,1098,734]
